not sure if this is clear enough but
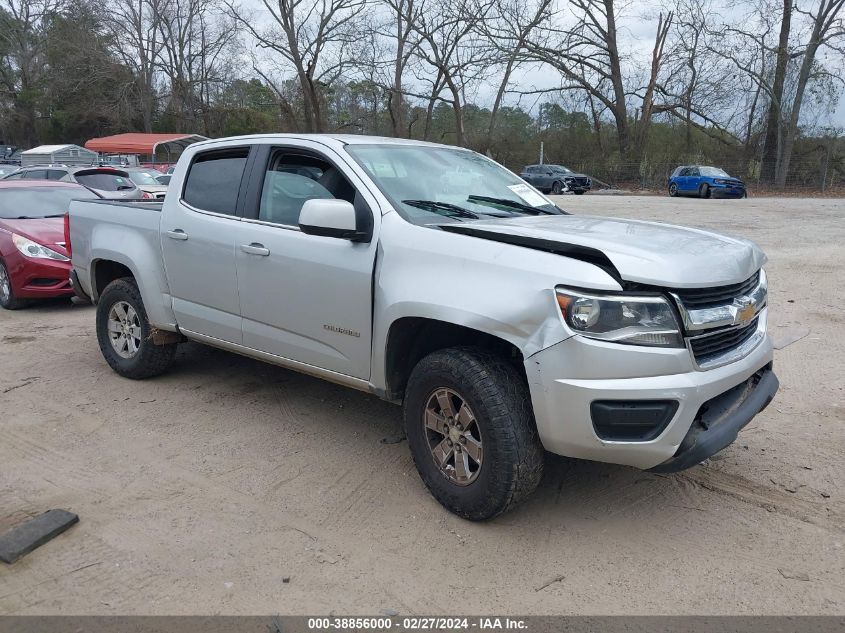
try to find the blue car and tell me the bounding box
[668,165,747,198]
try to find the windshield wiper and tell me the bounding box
[467,195,564,215]
[402,199,480,220]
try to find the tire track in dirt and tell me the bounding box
[676,467,843,532]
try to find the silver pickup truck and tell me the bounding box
[68,134,778,520]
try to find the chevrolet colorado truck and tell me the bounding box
[67,135,778,520]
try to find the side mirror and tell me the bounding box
[299,198,369,242]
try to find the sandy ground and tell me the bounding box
[0,194,843,615]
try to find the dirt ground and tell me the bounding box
[0,195,843,615]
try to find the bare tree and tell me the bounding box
[776,0,845,185]
[230,0,369,132]
[104,0,166,132]
[156,0,238,134]
[477,0,552,153]
[375,0,422,136]
[633,11,672,160]
[523,0,635,161]
[760,0,794,181]
[402,0,490,146]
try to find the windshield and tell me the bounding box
[0,186,97,218]
[700,166,731,177]
[346,144,562,224]
[550,165,573,174]
[127,170,162,186]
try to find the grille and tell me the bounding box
[689,317,759,361]
[565,176,591,188]
[675,271,760,309]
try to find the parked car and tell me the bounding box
[123,167,168,200]
[2,165,146,200]
[0,181,99,309]
[155,174,171,186]
[0,166,18,177]
[520,164,592,195]
[668,165,747,198]
[68,134,777,520]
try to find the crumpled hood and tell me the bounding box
[449,214,766,288]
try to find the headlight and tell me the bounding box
[556,288,683,347]
[12,233,69,261]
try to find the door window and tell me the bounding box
[183,148,249,215]
[258,153,356,227]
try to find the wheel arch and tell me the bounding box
[88,251,177,330]
[382,317,526,402]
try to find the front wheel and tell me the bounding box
[573,190,585,195]
[699,183,711,199]
[96,277,177,379]
[403,347,544,520]
[0,259,25,310]
[669,183,678,197]
[551,181,563,195]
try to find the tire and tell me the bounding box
[573,190,585,195]
[699,183,711,199]
[96,277,177,379]
[669,183,678,197]
[0,259,25,310]
[551,181,563,195]
[403,347,544,520]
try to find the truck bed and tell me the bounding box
[68,198,169,324]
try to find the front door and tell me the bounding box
[160,146,251,344]
[233,143,379,380]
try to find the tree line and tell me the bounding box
[1,0,844,188]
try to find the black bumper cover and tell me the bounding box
[649,365,778,473]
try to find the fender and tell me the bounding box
[88,221,177,330]
[370,213,622,392]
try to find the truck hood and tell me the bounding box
[442,214,766,288]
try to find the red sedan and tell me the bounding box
[0,180,99,309]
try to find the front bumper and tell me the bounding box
[525,330,775,470]
[4,251,73,299]
[711,183,746,197]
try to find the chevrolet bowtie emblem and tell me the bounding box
[735,297,756,324]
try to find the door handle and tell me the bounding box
[240,243,270,256]
[166,229,188,241]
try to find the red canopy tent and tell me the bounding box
[84,133,208,165]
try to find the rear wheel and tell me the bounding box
[551,181,563,195]
[669,183,678,197]
[699,183,711,199]
[403,347,544,520]
[96,278,177,379]
[0,259,25,310]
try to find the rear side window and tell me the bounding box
[75,173,134,192]
[183,148,249,215]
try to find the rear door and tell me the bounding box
[521,166,536,185]
[160,146,252,344]
[232,142,379,379]
[686,167,702,192]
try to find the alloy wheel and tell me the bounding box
[107,300,142,359]
[423,388,483,486]
[0,263,10,303]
